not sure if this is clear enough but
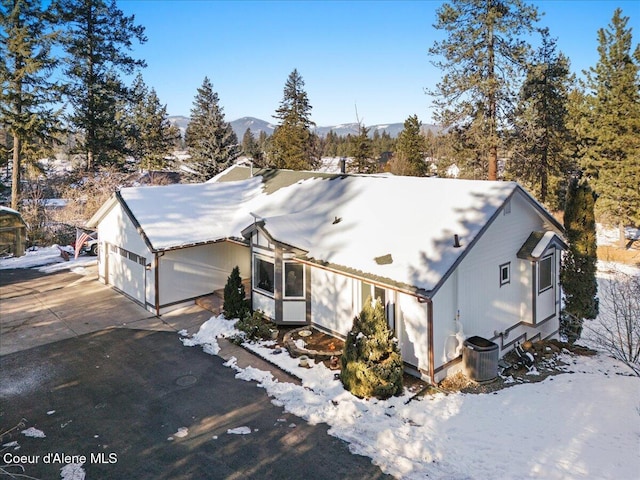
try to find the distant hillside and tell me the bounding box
[230,117,277,138]
[168,116,441,139]
[167,116,190,137]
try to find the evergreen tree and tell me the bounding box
[184,76,240,181]
[395,115,428,176]
[371,130,396,161]
[126,74,179,170]
[241,128,261,161]
[340,298,403,399]
[223,266,249,320]
[349,123,376,173]
[429,0,540,180]
[269,69,316,170]
[580,9,640,246]
[561,177,599,343]
[55,0,147,171]
[508,29,574,208]
[0,0,61,209]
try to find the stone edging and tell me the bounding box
[283,327,342,361]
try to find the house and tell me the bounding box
[0,206,27,257]
[88,165,566,383]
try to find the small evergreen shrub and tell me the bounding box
[223,266,249,320]
[234,310,274,342]
[340,297,403,399]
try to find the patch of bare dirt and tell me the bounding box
[438,339,598,395]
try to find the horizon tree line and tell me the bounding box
[1,0,637,246]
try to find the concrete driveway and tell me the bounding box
[0,267,390,479]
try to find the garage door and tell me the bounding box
[107,244,146,305]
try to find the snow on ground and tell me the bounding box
[21,427,46,438]
[0,246,96,272]
[596,224,640,246]
[183,308,640,480]
[60,462,85,480]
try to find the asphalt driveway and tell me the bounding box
[0,267,390,479]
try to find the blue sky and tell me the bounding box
[118,0,639,126]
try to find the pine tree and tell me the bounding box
[55,0,146,171]
[340,298,403,399]
[561,177,599,343]
[184,77,240,181]
[429,0,540,180]
[350,123,376,173]
[126,74,178,171]
[580,9,640,246]
[0,0,61,209]
[508,29,574,208]
[223,266,249,320]
[269,69,316,170]
[241,128,260,161]
[395,115,428,176]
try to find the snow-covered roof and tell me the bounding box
[247,173,521,293]
[91,166,562,293]
[517,230,568,261]
[88,177,265,251]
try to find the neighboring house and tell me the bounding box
[88,165,566,383]
[0,206,27,257]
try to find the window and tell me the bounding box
[254,256,274,294]
[284,262,304,298]
[500,262,510,286]
[538,255,553,293]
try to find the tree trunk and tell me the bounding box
[11,135,21,210]
[488,144,498,181]
[618,221,626,248]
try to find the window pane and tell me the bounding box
[361,282,373,308]
[255,257,274,294]
[284,263,304,297]
[539,256,553,292]
[374,286,386,305]
[500,263,510,285]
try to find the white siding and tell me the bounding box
[396,292,430,372]
[310,268,355,335]
[283,301,306,323]
[253,291,275,319]
[98,202,152,307]
[431,190,561,374]
[159,242,250,307]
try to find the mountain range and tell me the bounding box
[168,116,440,140]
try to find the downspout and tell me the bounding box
[427,298,435,385]
[154,252,160,316]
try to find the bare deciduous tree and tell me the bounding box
[584,267,640,376]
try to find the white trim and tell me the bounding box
[253,253,275,298]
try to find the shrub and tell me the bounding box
[340,297,403,399]
[223,266,249,320]
[234,310,274,342]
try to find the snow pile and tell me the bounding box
[227,426,252,435]
[60,462,85,480]
[21,427,46,438]
[184,315,640,480]
[180,314,237,355]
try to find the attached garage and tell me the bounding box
[87,177,262,314]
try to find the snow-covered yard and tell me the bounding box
[182,311,639,480]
